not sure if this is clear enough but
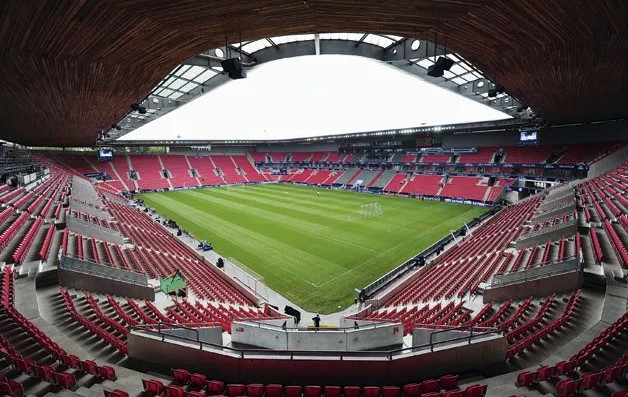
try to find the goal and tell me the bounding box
[359,202,383,219]
[226,257,269,300]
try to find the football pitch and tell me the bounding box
[137,184,487,313]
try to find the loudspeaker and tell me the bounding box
[427,57,455,77]
[221,58,247,79]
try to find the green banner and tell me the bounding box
[160,274,187,294]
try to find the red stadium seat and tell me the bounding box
[248,384,266,397]
[226,384,246,397]
[536,365,555,381]
[420,379,440,393]
[439,375,458,390]
[207,380,225,395]
[265,384,284,397]
[362,386,381,397]
[60,354,80,369]
[172,368,191,385]
[556,379,580,397]
[443,391,464,397]
[381,386,400,397]
[97,365,117,381]
[143,379,166,396]
[463,384,486,397]
[516,371,537,387]
[53,372,77,390]
[304,385,322,397]
[343,386,361,397]
[603,365,625,383]
[285,385,303,397]
[402,383,421,397]
[165,385,186,397]
[555,360,576,376]
[190,374,208,390]
[324,386,342,397]
[580,372,603,390]
[33,365,55,383]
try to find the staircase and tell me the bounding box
[157,156,174,189]
[208,156,226,183]
[125,156,139,190]
[435,176,446,196]
[368,170,384,187]
[483,186,493,202]
[398,175,411,193]
[184,155,202,186]
[82,156,101,173]
[230,156,249,182]
[107,162,131,191]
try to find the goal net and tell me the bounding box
[226,257,269,300]
[359,202,383,219]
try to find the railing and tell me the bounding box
[131,321,502,360]
[60,254,148,286]
[234,318,396,333]
[519,217,577,240]
[360,205,499,297]
[65,215,125,244]
[489,256,580,288]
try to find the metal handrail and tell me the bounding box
[490,256,580,287]
[130,321,502,360]
[60,254,148,286]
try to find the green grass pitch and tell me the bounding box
[138,184,487,313]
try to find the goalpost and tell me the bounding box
[359,202,383,219]
[226,257,269,300]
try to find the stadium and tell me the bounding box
[0,2,627,397]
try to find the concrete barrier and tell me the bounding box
[484,260,582,302]
[231,320,403,351]
[516,218,577,248]
[69,199,111,220]
[59,255,154,300]
[530,203,576,223]
[127,326,506,385]
[66,215,126,244]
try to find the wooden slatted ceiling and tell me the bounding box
[0,0,626,146]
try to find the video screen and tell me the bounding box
[519,129,539,146]
[98,149,113,161]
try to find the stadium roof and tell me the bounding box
[113,34,525,141]
[120,55,513,142]
[0,1,626,146]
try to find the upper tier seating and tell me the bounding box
[289,152,310,162]
[306,170,335,185]
[267,152,288,162]
[439,177,489,201]
[210,156,247,184]
[326,152,344,162]
[128,155,170,190]
[250,152,267,162]
[556,142,613,164]
[187,156,225,185]
[383,173,408,193]
[309,152,329,162]
[232,155,266,182]
[501,145,559,164]
[160,155,199,188]
[456,147,498,163]
[420,153,452,163]
[401,174,443,196]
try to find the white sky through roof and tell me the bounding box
[122,55,511,141]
